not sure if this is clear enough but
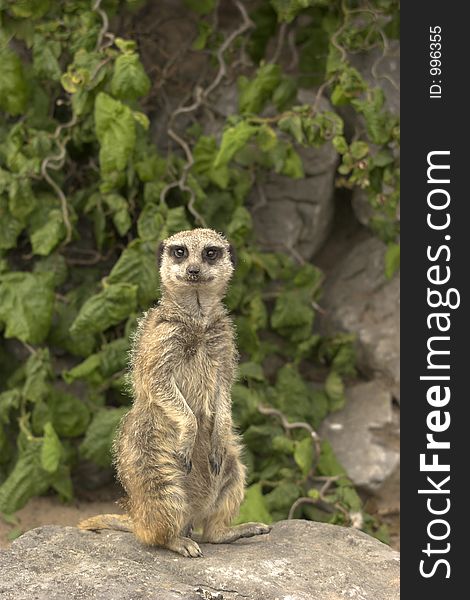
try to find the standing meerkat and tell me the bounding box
[79,228,271,557]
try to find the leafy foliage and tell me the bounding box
[0,0,398,545]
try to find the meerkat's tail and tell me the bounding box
[78,514,133,533]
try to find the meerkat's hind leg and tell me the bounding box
[200,459,271,544]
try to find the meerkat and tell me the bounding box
[79,228,271,557]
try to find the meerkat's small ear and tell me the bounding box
[228,244,237,267]
[157,242,165,268]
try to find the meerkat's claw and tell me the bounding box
[209,455,222,475]
[168,536,203,558]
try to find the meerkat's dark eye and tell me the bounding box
[173,246,186,258]
[204,247,220,261]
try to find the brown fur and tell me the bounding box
[78,228,270,557]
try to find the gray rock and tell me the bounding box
[0,520,399,600]
[320,236,400,400]
[320,381,400,492]
[248,98,338,260]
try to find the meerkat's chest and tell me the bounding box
[172,326,233,415]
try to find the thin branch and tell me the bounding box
[258,404,322,465]
[40,114,77,245]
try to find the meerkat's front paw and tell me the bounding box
[209,447,226,475]
[176,450,193,474]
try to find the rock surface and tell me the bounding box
[0,520,399,600]
[247,93,338,260]
[320,381,400,492]
[320,236,400,400]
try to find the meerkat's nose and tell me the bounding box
[187,265,200,276]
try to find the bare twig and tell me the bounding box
[40,114,78,245]
[160,0,254,224]
[258,404,322,465]
[270,22,287,65]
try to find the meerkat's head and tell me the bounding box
[158,228,236,298]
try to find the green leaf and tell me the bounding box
[183,0,216,15]
[110,53,151,101]
[103,194,131,237]
[238,362,265,382]
[212,122,258,179]
[0,48,28,115]
[274,363,316,423]
[0,390,21,425]
[9,0,50,19]
[22,349,52,403]
[79,407,128,467]
[235,483,272,525]
[192,21,212,50]
[232,385,263,429]
[272,77,297,111]
[350,141,369,160]
[325,371,345,412]
[294,436,313,476]
[281,145,304,178]
[32,35,62,81]
[40,422,62,473]
[49,390,90,438]
[271,289,313,337]
[0,444,50,515]
[0,272,55,344]
[8,177,37,220]
[70,282,138,336]
[385,242,400,279]
[34,254,68,288]
[0,196,24,250]
[50,465,73,501]
[317,440,347,477]
[332,135,348,154]
[64,337,129,385]
[29,208,66,256]
[238,64,282,114]
[137,204,165,241]
[94,92,136,179]
[278,115,304,145]
[270,0,313,23]
[107,240,158,307]
[265,481,302,513]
